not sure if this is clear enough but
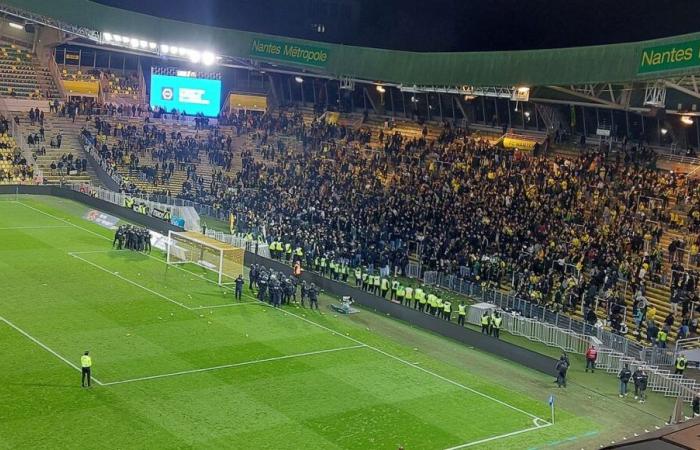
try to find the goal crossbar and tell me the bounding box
[166,231,244,286]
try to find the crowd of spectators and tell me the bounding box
[188,111,700,340]
[79,105,700,341]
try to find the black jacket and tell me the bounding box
[619,368,632,383]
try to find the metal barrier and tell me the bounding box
[406,261,421,279]
[204,229,270,259]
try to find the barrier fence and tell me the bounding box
[409,268,682,367]
[204,229,270,259]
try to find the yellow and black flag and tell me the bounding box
[229,212,236,234]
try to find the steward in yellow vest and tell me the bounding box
[457,302,466,326]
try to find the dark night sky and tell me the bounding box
[93,0,700,52]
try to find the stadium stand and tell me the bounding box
[0,125,34,184]
[9,105,96,184]
[0,43,61,99]
[170,108,700,345]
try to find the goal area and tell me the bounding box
[166,231,245,286]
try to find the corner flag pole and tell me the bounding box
[548,395,555,424]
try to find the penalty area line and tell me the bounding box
[68,252,193,311]
[102,344,366,386]
[0,315,105,386]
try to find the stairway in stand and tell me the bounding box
[15,112,100,185]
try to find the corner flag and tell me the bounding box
[548,394,555,424]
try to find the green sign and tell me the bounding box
[638,40,700,74]
[250,38,329,68]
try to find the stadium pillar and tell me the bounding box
[493,99,499,126]
[507,102,512,128]
[287,77,293,103]
[389,88,395,117]
[451,95,456,122]
[480,96,486,124]
[581,106,587,137]
[610,110,615,135]
[300,81,305,105]
[438,93,444,120]
[696,120,699,149]
[402,92,407,118]
[595,108,600,129]
[426,93,431,120]
[625,110,630,136]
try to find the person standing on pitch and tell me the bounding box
[457,302,466,326]
[81,351,92,388]
[235,274,244,300]
[480,311,490,334]
[618,363,632,397]
[309,283,319,310]
[555,355,568,388]
[584,345,597,372]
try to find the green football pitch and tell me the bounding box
[0,196,674,449]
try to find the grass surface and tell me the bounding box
[0,195,678,449]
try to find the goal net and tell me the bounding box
[166,231,244,286]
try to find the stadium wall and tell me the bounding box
[0,186,181,235]
[1,186,557,375]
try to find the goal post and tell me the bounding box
[166,231,245,286]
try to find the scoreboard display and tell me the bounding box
[150,73,222,117]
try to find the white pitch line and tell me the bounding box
[68,252,192,310]
[443,423,552,450]
[102,344,366,386]
[16,201,112,242]
[0,225,73,230]
[260,302,549,424]
[70,249,247,309]
[0,315,105,386]
[189,301,259,310]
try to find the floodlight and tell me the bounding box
[202,52,215,66]
[660,128,668,135]
[376,85,385,93]
[189,50,201,63]
[103,32,113,41]
[130,38,139,48]
[8,22,23,30]
[178,47,188,56]
[148,42,157,50]
[113,34,122,42]
[295,76,304,83]
[139,40,148,49]
[160,44,169,53]
[681,116,694,125]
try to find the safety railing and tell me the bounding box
[416,269,667,365]
[204,229,270,259]
[596,348,699,402]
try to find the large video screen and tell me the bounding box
[150,74,221,117]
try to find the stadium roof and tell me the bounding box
[4,0,700,90]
